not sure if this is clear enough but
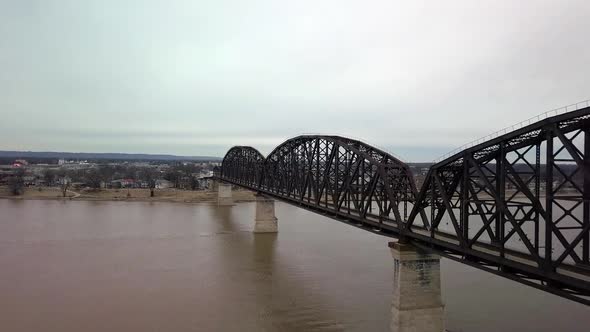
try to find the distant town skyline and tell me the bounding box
[1,1,589,161]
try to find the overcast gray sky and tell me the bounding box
[0,0,589,161]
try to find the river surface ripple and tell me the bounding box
[0,200,588,331]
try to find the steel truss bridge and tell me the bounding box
[216,107,590,305]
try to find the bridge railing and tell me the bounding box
[434,99,590,163]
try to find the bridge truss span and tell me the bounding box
[260,136,419,225]
[222,136,420,230]
[409,107,590,304]
[220,146,265,188]
[218,107,590,305]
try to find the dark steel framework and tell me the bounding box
[218,108,590,305]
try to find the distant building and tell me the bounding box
[111,179,135,188]
[23,175,36,186]
[13,159,28,168]
[0,169,16,184]
[155,179,172,189]
[57,177,71,186]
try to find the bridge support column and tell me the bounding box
[389,242,445,332]
[217,183,234,206]
[253,195,278,233]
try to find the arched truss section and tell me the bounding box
[408,106,590,303]
[259,135,418,226]
[220,136,419,227]
[221,146,265,188]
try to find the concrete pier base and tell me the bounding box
[253,195,278,233]
[217,183,234,206]
[209,179,219,192]
[389,242,445,332]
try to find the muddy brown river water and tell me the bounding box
[0,199,588,331]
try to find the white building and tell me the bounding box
[155,179,172,189]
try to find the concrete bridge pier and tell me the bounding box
[209,179,218,192]
[217,183,234,206]
[253,194,278,233]
[389,241,445,332]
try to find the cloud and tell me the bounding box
[0,0,589,161]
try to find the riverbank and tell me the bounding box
[0,186,256,204]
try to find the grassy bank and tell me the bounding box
[0,186,256,204]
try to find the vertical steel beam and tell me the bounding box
[584,127,590,264]
[545,127,554,270]
[461,155,470,247]
[496,142,505,252]
[430,173,437,238]
[534,142,541,254]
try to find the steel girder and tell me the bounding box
[408,107,590,305]
[218,108,590,305]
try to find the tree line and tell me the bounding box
[6,163,210,197]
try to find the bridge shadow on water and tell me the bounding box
[206,201,451,332]
[206,203,349,331]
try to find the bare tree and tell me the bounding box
[43,169,56,186]
[61,177,70,197]
[55,168,70,197]
[137,168,158,197]
[85,169,103,189]
[190,176,199,190]
[164,170,180,189]
[143,169,158,197]
[98,166,115,184]
[7,169,25,195]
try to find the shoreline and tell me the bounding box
[0,187,257,204]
